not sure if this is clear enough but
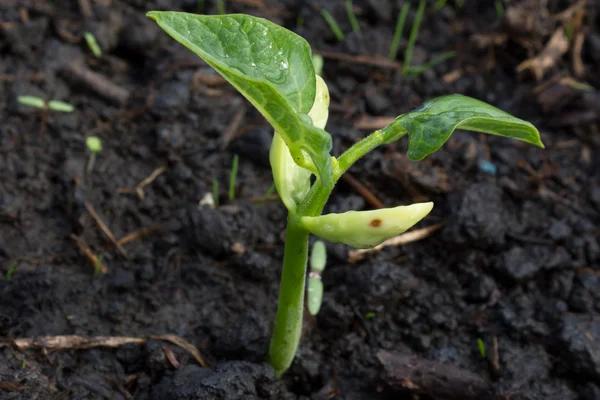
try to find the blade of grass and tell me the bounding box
[402,0,426,76]
[212,178,219,207]
[228,154,239,200]
[84,31,102,58]
[405,51,456,76]
[6,261,17,281]
[434,0,447,10]
[346,0,360,33]
[388,2,410,60]
[321,9,345,41]
[494,0,504,18]
[216,0,225,14]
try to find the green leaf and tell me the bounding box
[147,11,333,187]
[301,202,433,249]
[381,94,544,161]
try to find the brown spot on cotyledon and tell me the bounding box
[369,218,382,228]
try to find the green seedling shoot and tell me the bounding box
[346,0,360,33]
[212,177,220,207]
[477,338,487,358]
[229,154,239,200]
[147,11,543,377]
[86,136,103,175]
[320,9,345,41]
[18,96,74,113]
[307,240,327,316]
[6,261,18,281]
[84,31,103,58]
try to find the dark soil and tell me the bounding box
[1,0,600,399]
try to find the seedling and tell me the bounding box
[477,338,487,358]
[147,11,543,377]
[84,31,102,58]
[212,177,220,207]
[86,136,103,175]
[389,2,409,60]
[6,261,17,281]
[307,240,327,316]
[229,154,239,200]
[18,96,74,113]
[17,95,74,136]
[320,9,345,41]
[346,0,360,34]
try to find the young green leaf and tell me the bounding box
[301,202,433,249]
[307,277,323,316]
[381,94,544,160]
[147,12,333,188]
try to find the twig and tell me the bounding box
[64,62,130,104]
[117,167,166,200]
[348,222,445,262]
[6,334,208,368]
[354,115,396,130]
[152,334,208,368]
[117,225,165,246]
[489,336,500,379]
[84,201,128,259]
[70,234,108,274]
[316,50,401,70]
[220,106,246,150]
[341,173,384,209]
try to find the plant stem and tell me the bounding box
[87,152,97,176]
[267,216,310,378]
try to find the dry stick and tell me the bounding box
[70,234,108,274]
[117,225,165,246]
[117,167,166,200]
[316,50,401,70]
[64,62,130,104]
[220,106,247,150]
[348,222,445,263]
[354,115,396,130]
[341,173,385,209]
[84,201,128,259]
[7,335,208,368]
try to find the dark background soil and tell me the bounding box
[1,0,600,399]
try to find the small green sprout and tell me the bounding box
[18,96,74,113]
[389,2,410,60]
[494,0,505,19]
[216,0,225,15]
[312,54,324,77]
[84,31,102,58]
[477,338,486,358]
[402,0,426,75]
[434,0,447,11]
[365,312,376,319]
[346,0,360,34]
[6,261,17,281]
[320,9,345,41]
[212,177,220,207]
[148,11,543,378]
[86,136,103,175]
[229,154,239,200]
[307,240,327,316]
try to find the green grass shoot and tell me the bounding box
[216,0,225,15]
[212,177,220,206]
[402,0,426,76]
[228,154,239,200]
[6,261,17,281]
[346,0,360,33]
[365,312,376,319]
[265,182,277,196]
[494,0,504,18]
[321,9,345,41]
[388,2,410,60]
[84,31,102,58]
[434,0,447,11]
[405,51,456,76]
[477,338,486,358]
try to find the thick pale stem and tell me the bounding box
[267,215,310,378]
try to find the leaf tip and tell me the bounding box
[146,11,160,21]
